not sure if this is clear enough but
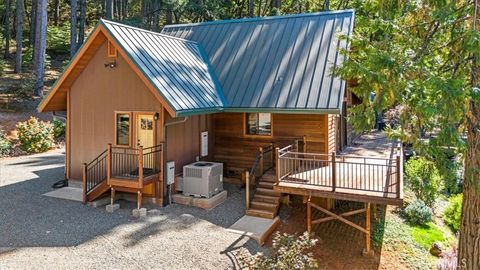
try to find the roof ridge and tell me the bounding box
[100,18,201,45]
[162,9,354,29]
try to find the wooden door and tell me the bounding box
[136,114,155,148]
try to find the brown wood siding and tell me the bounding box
[213,112,328,171]
[165,114,214,175]
[327,114,337,154]
[69,42,163,180]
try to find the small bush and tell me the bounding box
[443,194,463,232]
[404,200,433,226]
[52,118,66,139]
[0,127,12,156]
[238,232,319,270]
[405,156,441,207]
[16,117,54,153]
[47,24,70,54]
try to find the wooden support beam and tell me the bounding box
[307,196,312,233]
[312,208,366,224]
[310,202,368,234]
[245,171,250,210]
[364,202,372,255]
[82,163,87,204]
[110,187,115,205]
[137,190,142,209]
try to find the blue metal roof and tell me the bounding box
[101,19,227,116]
[162,10,354,113]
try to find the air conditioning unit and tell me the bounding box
[183,161,223,198]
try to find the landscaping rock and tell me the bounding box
[430,242,443,257]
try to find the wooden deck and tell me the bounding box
[273,141,403,206]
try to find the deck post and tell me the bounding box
[363,202,373,256]
[110,187,115,205]
[245,171,250,210]
[138,146,144,188]
[275,147,280,182]
[396,154,401,199]
[156,144,163,205]
[331,152,336,192]
[307,196,312,233]
[106,144,112,182]
[82,163,87,204]
[259,147,264,175]
[137,190,142,209]
[270,143,274,167]
[303,135,307,153]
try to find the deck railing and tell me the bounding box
[82,143,163,203]
[277,142,403,198]
[245,143,275,210]
[82,149,108,202]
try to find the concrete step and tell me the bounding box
[254,194,280,204]
[251,200,278,212]
[246,208,276,219]
[256,187,280,197]
[258,181,274,189]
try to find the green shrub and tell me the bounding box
[0,58,5,76]
[443,194,463,232]
[47,24,70,54]
[405,156,441,207]
[238,232,319,270]
[404,200,433,226]
[0,127,12,156]
[16,117,54,153]
[52,118,66,139]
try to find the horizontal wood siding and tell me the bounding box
[327,114,337,153]
[70,42,163,180]
[165,114,214,175]
[213,113,328,172]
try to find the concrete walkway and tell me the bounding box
[0,150,262,269]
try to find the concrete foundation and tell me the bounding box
[172,191,227,210]
[228,215,280,245]
[106,204,120,213]
[87,196,111,208]
[132,208,147,218]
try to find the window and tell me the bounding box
[116,113,130,146]
[246,113,272,136]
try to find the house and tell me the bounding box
[38,10,403,253]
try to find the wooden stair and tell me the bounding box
[246,171,281,219]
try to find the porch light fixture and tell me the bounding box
[104,60,117,69]
[154,112,159,120]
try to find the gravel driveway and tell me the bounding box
[0,150,262,269]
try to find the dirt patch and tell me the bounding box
[264,197,409,270]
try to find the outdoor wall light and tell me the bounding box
[104,61,117,68]
[154,112,160,120]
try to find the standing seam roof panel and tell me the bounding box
[101,20,225,114]
[162,10,354,112]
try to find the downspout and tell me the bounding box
[163,116,189,205]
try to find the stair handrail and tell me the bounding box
[82,148,108,203]
[245,143,274,210]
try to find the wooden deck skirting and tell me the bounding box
[274,141,404,206]
[82,143,164,207]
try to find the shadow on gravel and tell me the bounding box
[0,157,261,265]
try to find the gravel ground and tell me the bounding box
[0,150,263,269]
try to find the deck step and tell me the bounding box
[261,175,277,183]
[246,208,276,219]
[256,187,280,197]
[258,181,274,189]
[251,200,278,212]
[254,194,280,204]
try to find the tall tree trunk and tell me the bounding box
[78,0,86,46]
[33,0,47,97]
[153,0,160,31]
[458,3,480,269]
[29,0,36,47]
[53,0,60,25]
[248,0,254,17]
[14,0,24,73]
[4,0,12,59]
[166,7,173,25]
[123,0,128,18]
[70,0,77,58]
[106,0,113,19]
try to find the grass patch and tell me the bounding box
[411,222,446,250]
